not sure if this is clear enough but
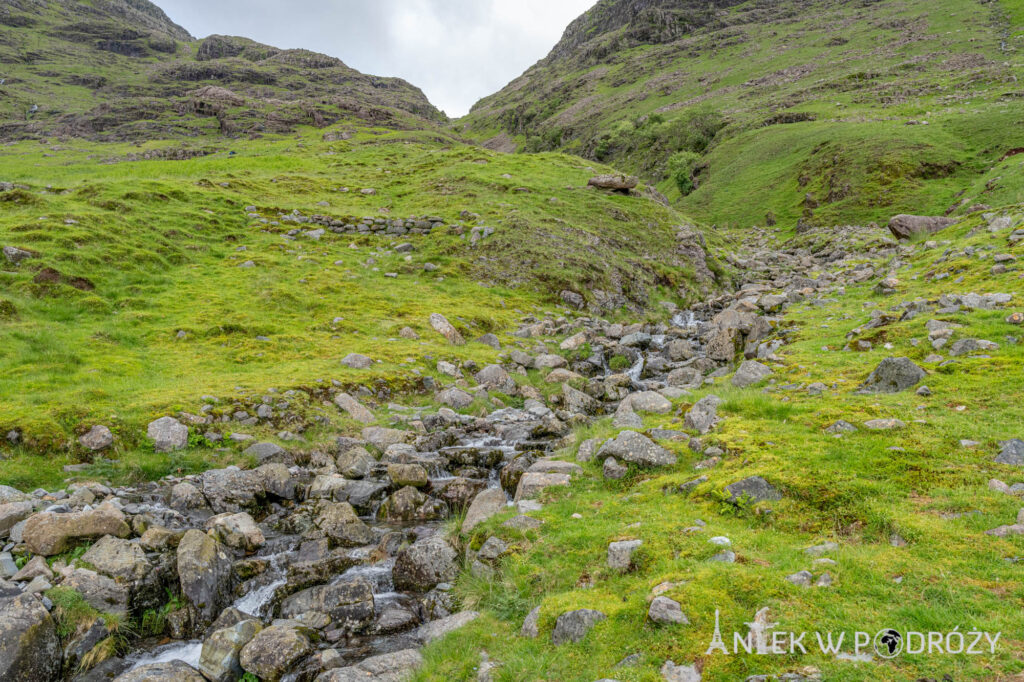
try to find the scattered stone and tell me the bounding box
[858,357,926,393]
[863,418,906,430]
[79,425,114,451]
[147,416,188,452]
[684,395,723,434]
[732,360,773,388]
[648,596,688,624]
[429,313,465,345]
[551,608,606,644]
[607,539,642,571]
[725,476,781,504]
[341,353,373,369]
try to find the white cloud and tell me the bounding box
[157,0,595,117]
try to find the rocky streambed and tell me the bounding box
[6,220,1012,681]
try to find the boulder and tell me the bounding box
[387,463,429,488]
[475,365,516,393]
[462,488,507,534]
[79,425,114,451]
[731,360,773,388]
[607,539,642,571]
[0,593,61,681]
[887,214,956,240]
[438,387,474,410]
[429,313,465,345]
[648,596,688,624]
[994,439,1024,466]
[335,393,375,423]
[63,568,129,617]
[177,529,232,626]
[23,507,130,556]
[315,649,423,682]
[280,578,374,631]
[725,476,781,503]
[551,608,606,644]
[562,384,600,415]
[377,486,447,523]
[80,535,151,582]
[208,513,265,551]
[316,501,374,547]
[393,536,458,591]
[242,442,285,463]
[683,395,722,434]
[199,468,265,514]
[858,357,926,393]
[413,610,480,644]
[199,619,263,682]
[147,416,188,453]
[597,431,676,467]
[588,174,638,191]
[513,472,571,502]
[0,501,34,538]
[341,353,373,369]
[114,660,205,682]
[2,246,34,265]
[239,624,313,682]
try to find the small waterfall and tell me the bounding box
[127,640,202,671]
[234,553,287,618]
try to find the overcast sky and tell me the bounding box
[157,0,595,117]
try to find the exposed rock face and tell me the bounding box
[393,536,458,591]
[177,529,233,626]
[23,507,131,556]
[887,214,957,239]
[858,357,926,393]
[0,593,61,681]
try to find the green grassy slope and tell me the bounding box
[460,0,1024,230]
[0,0,443,140]
[415,207,1024,681]
[0,121,721,480]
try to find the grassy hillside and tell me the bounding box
[415,206,1024,681]
[0,0,444,140]
[0,120,722,484]
[460,0,1024,229]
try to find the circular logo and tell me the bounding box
[874,629,903,658]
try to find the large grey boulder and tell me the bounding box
[562,383,600,415]
[315,501,374,547]
[683,395,723,434]
[63,568,129,617]
[334,393,375,423]
[147,416,188,452]
[597,431,676,467]
[858,357,926,393]
[208,512,265,551]
[315,648,423,682]
[199,618,263,682]
[588,174,637,191]
[475,364,516,393]
[995,439,1024,466]
[551,608,606,644]
[80,535,151,582]
[280,578,374,631]
[0,593,61,681]
[199,468,265,514]
[607,539,642,571]
[648,596,688,625]
[393,536,458,591]
[429,313,465,345]
[177,529,232,626]
[461,488,507,534]
[438,387,474,410]
[23,507,130,556]
[114,660,206,682]
[731,360,773,388]
[341,353,373,369]
[79,425,114,451]
[725,476,782,503]
[888,214,956,240]
[0,501,34,538]
[239,623,313,682]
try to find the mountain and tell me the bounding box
[0,0,445,141]
[461,0,1024,229]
